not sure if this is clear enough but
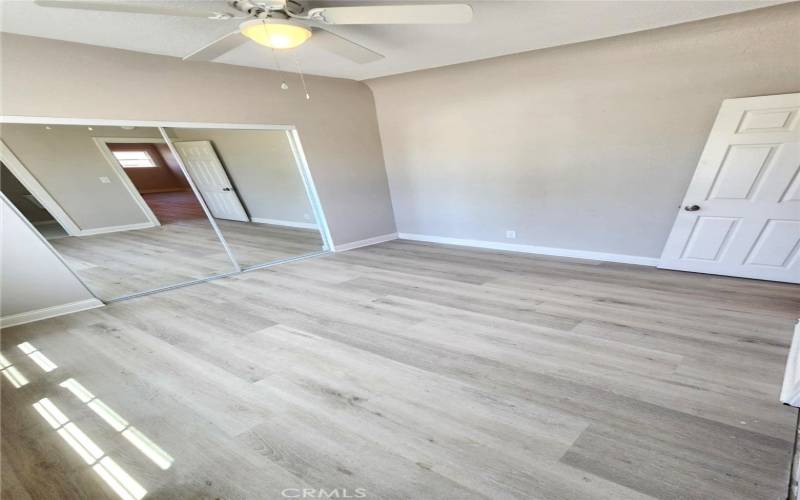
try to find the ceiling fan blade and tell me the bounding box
[183,31,249,61]
[307,4,472,25]
[33,0,234,18]
[312,29,384,64]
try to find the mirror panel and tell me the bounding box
[165,127,326,268]
[0,123,237,300]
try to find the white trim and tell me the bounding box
[0,139,82,236]
[397,233,660,266]
[0,298,104,329]
[92,137,162,228]
[1,116,292,130]
[77,222,156,236]
[251,217,319,230]
[286,129,334,252]
[333,232,398,252]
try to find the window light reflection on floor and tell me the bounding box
[17,342,58,372]
[33,398,147,500]
[0,352,30,388]
[60,378,174,470]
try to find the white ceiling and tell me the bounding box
[0,0,788,80]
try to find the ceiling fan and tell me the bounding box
[32,0,474,64]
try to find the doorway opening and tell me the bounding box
[105,142,207,225]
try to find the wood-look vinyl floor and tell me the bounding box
[141,191,206,225]
[2,239,798,500]
[49,219,324,300]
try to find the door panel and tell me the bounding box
[659,93,800,283]
[681,217,740,261]
[745,220,800,267]
[172,141,249,222]
[707,145,774,200]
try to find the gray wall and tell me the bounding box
[169,128,314,225]
[1,196,96,319]
[367,4,800,258]
[0,124,163,230]
[0,33,397,245]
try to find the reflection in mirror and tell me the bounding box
[165,128,326,268]
[0,124,237,300]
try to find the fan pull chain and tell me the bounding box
[293,55,311,100]
[271,48,289,90]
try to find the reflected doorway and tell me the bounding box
[1,161,68,240]
[105,142,206,225]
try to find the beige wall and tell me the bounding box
[367,4,800,259]
[0,33,396,245]
[169,128,314,225]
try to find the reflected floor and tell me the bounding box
[49,219,324,300]
[213,219,324,269]
[50,219,235,300]
[2,240,798,499]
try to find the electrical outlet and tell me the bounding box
[99,176,111,184]
[505,230,516,239]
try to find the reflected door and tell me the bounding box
[171,141,249,222]
[659,93,800,283]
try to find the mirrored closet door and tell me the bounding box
[0,123,238,301]
[1,120,331,302]
[164,127,328,269]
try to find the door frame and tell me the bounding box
[0,139,82,236]
[93,137,166,228]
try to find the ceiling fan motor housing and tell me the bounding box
[228,0,289,18]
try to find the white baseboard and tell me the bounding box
[397,233,660,266]
[1,298,104,329]
[333,232,398,252]
[78,222,156,236]
[251,217,319,230]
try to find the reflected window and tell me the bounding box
[112,150,156,168]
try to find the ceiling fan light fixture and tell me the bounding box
[239,20,311,49]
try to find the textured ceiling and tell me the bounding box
[0,0,789,80]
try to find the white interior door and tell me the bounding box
[659,93,800,283]
[172,141,249,222]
